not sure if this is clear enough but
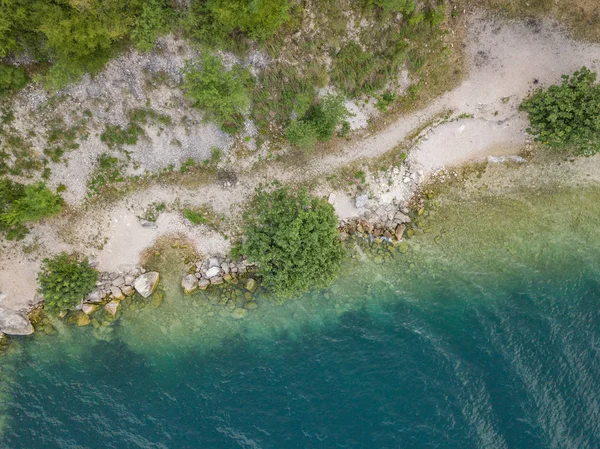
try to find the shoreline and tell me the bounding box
[2,13,600,331]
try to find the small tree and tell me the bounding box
[183,54,253,132]
[520,67,600,155]
[38,253,98,314]
[240,187,345,299]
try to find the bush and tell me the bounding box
[187,0,290,45]
[366,0,416,14]
[520,67,600,155]
[183,54,253,132]
[0,181,63,239]
[305,94,350,141]
[0,64,27,95]
[38,253,98,314]
[286,120,318,151]
[240,187,345,299]
[131,0,174,52]
[101,123,145,148]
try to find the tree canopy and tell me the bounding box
[240,187,345,299]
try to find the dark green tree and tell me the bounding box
[520,67,600,155]
[38,253,98,314]
[240,187,345,299]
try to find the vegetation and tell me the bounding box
[101,123,145,148]
[286,94,350,151]
[183,209,208,225]
[183,54,253,132]
[0,65,27,95]
[38,253,98,314]
[520,67,600,155]
[0,180,63,240]
[239,187,345,299]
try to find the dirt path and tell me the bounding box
[3,14,600,312]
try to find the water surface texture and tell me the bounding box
[1,185,599,449]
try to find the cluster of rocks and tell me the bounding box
[181,255,256,295]
[79,269,160,322]
[339,197,412,243]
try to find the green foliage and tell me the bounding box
[101,123,144,148]
[187,0,290,45]
[38,253,98,314]
[241,187,345,299]
[0,64,27,95]
[366,0,416,14]
[131,0,174,52]
[183,54,253,133]
[183,209,208,225]
[0,180,63,240]
[520,67,600,155]
[376,90,398,112]
[87,153,126,195]
[286,120,318,151]
[305,94,350,142]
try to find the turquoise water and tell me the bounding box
[1,185,600,448]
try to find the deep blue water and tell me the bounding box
[1,187,600,449]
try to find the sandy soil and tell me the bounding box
[2,14,600,312]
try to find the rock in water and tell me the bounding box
[198,279,210,290]
[82,303,99,315]
[182,274,198,294]
[134,272,160,298]
[104,300,120,317]
[121,285,135,297]
[0,307,34,335]
[245,278,257,292]
[232,308,248,319]
[395,223,405,240]
[111,286,125,300]
[76,312,91,327]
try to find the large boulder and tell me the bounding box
[182,274,198,295]
[104,300,120,317]
[134,272,160,298]
[0,307,34,335]
[205,266,221,278]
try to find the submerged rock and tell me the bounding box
[245,278,257,292]
[232,308,248,319]
[122,285,135,297]
[134,272,160,298]
[104,300,120,317]
[0,307,34,335]
[75,312,91,327]
[198,279,210,290]
[182,274,198,294]
[82,303,99,315]
[111,286,125,300]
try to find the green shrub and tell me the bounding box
[183,54,253,133]
[38,253,98,314]
[305,94,350,142]
[0,180,63,240]
[286,120,318,151]
[520,67,600,155]
[366,0,416,14]
[131,0,174,52]
[240,187,345,299]
[187,0,290,45]
[183,209,208,225]
[0,64,27,95]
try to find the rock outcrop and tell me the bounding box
[134,272,160,298]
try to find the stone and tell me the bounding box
[205,266,221,278]
[383,230,392,239]
[221,262,230,274]
[210,276,224,285]
[140,219,157,228]
[86,289,103,304]
[0,307,34,335]
[395,223,406,241]
[487,155,527,164]
[82,303,99,315]
[112,276,125,287]
[109,272,119,281]
[124,275,135,285]
[328,192,336,205]
[195,272,202,279]
[134,272,160,298]
[245,301,258,310]
[198,279,210,290]
[355,193,369,208]
[208,257,220,268]
[76,312,91,327]
[182,274,198,294]
[122,285,135,297]
[245,278,257,292]
[232,308,248,319]
[110,286,125,300]
[394,212,411,223]
[104,300,120,317]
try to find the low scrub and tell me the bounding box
[38,253,98,314]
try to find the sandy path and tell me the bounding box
[3,14,600,312]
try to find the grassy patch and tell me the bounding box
[100,123,145,148]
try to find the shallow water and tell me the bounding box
[1,185,599,448]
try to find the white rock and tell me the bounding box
[205,266,221,278]
[134,272,160,298]
[0,307,34,335]
[182,274,198,294]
